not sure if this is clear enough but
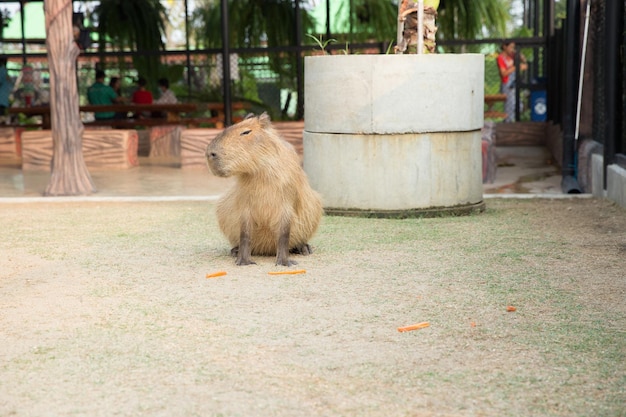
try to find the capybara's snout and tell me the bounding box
[205,145,227,177]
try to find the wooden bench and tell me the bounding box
[82,102,249,129]
[0,127,20,159]
[149,125,183,158]
[8,102,251,129]
[180,120,305,169]
[180,128,222,169]
[272,121,304,156]
[9,103,198,129]
[82,116,248,129]
[21,129,139,171]
[484,94,508,120]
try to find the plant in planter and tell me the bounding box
[395,0,439,54]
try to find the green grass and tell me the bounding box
[0,198,624,417]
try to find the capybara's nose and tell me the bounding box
[208,152,217,159]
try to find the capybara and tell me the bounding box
[205,113,323,266]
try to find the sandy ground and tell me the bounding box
[1,197,625,417]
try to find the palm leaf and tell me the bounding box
[94,0,167,89]
[438,0,509,42]
[192,0,316,89]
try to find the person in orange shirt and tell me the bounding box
[497,42,527,122]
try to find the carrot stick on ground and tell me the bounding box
[506,306,517,312]
[206,271,227,278]
[397,322,430,332]
[268,269,306,275]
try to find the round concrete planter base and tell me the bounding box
[323,201,486,219]
[304,54,485,217]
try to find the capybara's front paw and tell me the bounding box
[236,257,256,266]
[276,256,298,267]
[230,246,239,257]
[290,243,313,256]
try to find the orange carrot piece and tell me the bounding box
[206,271,227,278]
[397,322,430,332]
[506,305,517,312]
[268,269,306,275]
[470,322,477,328]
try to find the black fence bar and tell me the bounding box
[603,0,624,183]
[220,0,232,126]
[561,0,581,192]
[294,0,304,119]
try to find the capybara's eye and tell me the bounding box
[240,130,252,136]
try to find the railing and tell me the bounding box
[8,102,251,129]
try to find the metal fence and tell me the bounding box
[5,36,549,126]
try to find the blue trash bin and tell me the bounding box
[530,90,547,121]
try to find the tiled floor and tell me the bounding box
[0,157,232,199]
[0,146,564,200]
[483,146,562,195]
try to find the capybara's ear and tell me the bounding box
[258,112,271,127]
[244,113,256,120]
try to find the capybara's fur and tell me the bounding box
[205,113,323,266]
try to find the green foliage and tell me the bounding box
[0,8,11,31]
[342,0,397,43]
[305,34,336,54]
[193,0,316,49]
[484,54,502,95]
[93,0,167,90]
[322,0,510,51]
[192,0,317,116]
[437,0,509,42]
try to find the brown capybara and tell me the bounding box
[205,113,323,266]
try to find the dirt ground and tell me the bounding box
[1,197,625,417]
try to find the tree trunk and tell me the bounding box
[44,0,95,196]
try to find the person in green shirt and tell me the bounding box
[87,70,124,120]
[0,56,14,115]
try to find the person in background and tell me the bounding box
[108,76,128,119]
[109,76,122,96]
[87,69,124,120]
[154,78,177,104]
[132,76,153,104]
[497,41,527,122]
[0,56,14,118]
[131,76,153,119]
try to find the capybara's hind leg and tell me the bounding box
[290,243,313,256]
[230,246,239,257]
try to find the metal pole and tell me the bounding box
[295,0,304,120]
[416,0,424,54]
[575,0,591,142]
[20,0,26,65]
[515,51,521,122]
[184,0,192,101]
[325,0,331,40]
[603,0,623,186]
[220,0,232,126]
[561,0,581,193]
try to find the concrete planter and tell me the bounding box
[303,54,485,217]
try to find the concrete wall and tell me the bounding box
[607,164,626,208]
[591,153,626,209]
